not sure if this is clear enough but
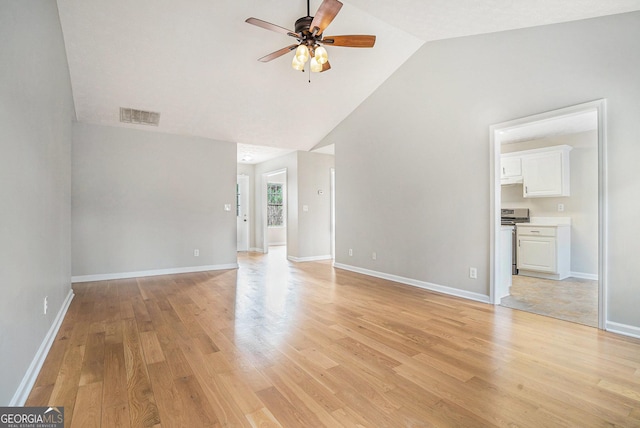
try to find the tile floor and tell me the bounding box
[500,275,598,327]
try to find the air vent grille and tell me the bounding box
[119,107,160,126]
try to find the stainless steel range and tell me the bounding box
[501,208,530,275]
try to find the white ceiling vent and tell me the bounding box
[119,107,160,126]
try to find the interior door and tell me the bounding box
[236,175,249,251]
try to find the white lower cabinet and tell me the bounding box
[517,224,570,280]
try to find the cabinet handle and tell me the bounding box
[525,186,528,194]
[502,167,505,174]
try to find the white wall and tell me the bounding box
[72,123,237,278]
[0,1,74,404]
[322,12,640,328]
[502,131,598,276]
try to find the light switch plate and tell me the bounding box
[224,204,231,211]
[303,205,309,212]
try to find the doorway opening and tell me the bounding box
[261,169,287,255]
[490,100,607,329]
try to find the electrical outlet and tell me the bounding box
[224,204,231,211]
[348,248,353,256]
[43,296,48,315]
[469,267,477,279]
[372,252,377,260]
[558,203,565,212]
[194,249,200,257]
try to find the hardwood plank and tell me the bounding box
[147,361,189,427]
[79,331,105,385]
[245,407,282,428]
[139,331,165,364]
[122,318,161,427]
[70,381,102,428]
[102,404,131,428]
[103,342,128,408]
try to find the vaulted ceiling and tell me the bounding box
[57,0,640,155]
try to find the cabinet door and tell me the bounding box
[517,236,557,273]
[501,157,521,179]
[522,151,563,197]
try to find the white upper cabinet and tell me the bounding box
[501,145,572,198]
[500,156,522,184]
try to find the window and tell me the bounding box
[267,182,284,227]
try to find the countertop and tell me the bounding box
[520,216,571,227]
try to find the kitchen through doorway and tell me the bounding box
[490,100,607,328]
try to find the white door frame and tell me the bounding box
[489,99,607,330]
[261,168,287,254]
[236,175,250,252]
[330,168,336,260]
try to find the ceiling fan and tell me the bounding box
[245,0,376,73]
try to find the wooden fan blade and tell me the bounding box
[309,0,343,35]
[258,44,298,62]
[245,18,300,39]
[322,35,376,48]
[320,61,331,72]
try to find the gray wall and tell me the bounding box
[237,163,256,249]
[502,131,598,276]
[323,12,640,327]
[297,152,334,259]
[72,123,237,276]
[0,1,74,404]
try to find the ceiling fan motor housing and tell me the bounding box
[295,16,314,38]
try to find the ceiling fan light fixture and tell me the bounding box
[310,57,323,73]
[314,46,328,64]
[292,55,305,71]
[295,45,310,63]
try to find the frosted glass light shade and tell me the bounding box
[295,45,309,63]
[314,46,328,64]
[310,57,322,73]
[292,55,305,71]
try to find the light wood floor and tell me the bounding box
[28,248,640,427]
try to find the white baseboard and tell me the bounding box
[269,242,286,246]
[250,247,264,253]
[72,263,238,283]
[606,321,640,340]
[288,255,332,263]
[333,263,491,304]
[10,289,74,406]
[570,271,599,281]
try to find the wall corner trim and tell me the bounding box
[10,289,75,406]
[71,264,239,283]
[606,321,640,340]
[288,255,332,263]
[333,263,491,304]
